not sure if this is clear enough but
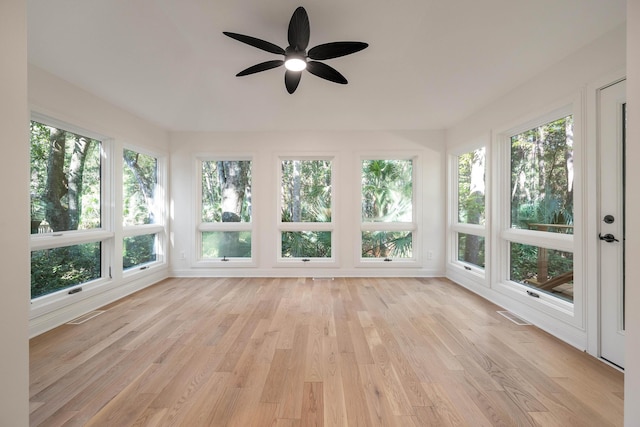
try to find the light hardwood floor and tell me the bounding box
[30,277,623,426]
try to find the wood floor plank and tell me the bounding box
[170,371,231,425]
[340,352,374,426]
[358,363,399,426]
[301,382,324,427]
[260,349,291,404]
[321,336,348,427]
[276,323,309,420]
[30,277,624,426]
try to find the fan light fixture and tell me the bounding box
[285,56,307,71]
[223,6,368,94]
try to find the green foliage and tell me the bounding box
[30,121,101,231]
[202,231,252,258]
[30,129,161,299]
[281,160,331,223]
[281,231,331,258]
[123,234,157,269]
[361,159,412,222]
[361,160,413,258]
[511,116,574,231]
[202,160,252,223]
[458,233,485,268]
[31,243,101,299]
[361,231,413,258]
[457,148,485,225]
[123,149,158,226]
[510,242,573,291]
[279,160,332,258]
[30,121,103,299]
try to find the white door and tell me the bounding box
[599,79,626,368]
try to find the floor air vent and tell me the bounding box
[67,310,105,325]
[497,310,531,326]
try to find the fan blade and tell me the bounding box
[308,42,368,60]
[288,7,310,51]
[285,70,302,94]
[306,61,347,84]
[223,32,285,55]
[236,60,284,76]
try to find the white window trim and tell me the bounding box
[30,230,115,251]
[194,155,256,267]
[122,144,166,229]
[29,114,115,309]
[275,154,337,266]
[122,145,168,274]
[447,144,489,279]
[356,152,422,267]
[491,98,585,327]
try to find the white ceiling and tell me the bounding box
[27,0,626,132]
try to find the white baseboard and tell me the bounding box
[169,267,445,278]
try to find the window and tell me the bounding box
[199,159,252,261]
[458,233,485,268]
[451,147,486,272]
[122,148,162,271]
[360,158,416,261]
[31,242,102,299]
[458,148,486,226]
[510,116,574,234]
[30,119,108,299]
[279,158,333,261]
[503,112,575,304]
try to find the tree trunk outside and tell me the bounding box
[292,160,301,222]
[68,136,90,230]
[44,129,69,231]
[217,161,249,256]
[124,151,156,223]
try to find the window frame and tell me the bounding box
[493,103,583,321]
[276,154,337,266]
[29,113,115,307]
[195,154,256,267]
[121,145,166,275]
[448,145,488,278]
[356,153,421,267]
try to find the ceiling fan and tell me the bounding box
[223,6,368,94]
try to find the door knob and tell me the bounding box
[599,233,619,243]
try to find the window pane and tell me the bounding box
[362,231,413,258]
[362,159,412,222]
[458,148,485,225]
[281,231,331,258]
[30,121,101,234]
[281,160,332,222]
[31,242,101,299]
[123,149,158,226]
[202,231,252,258]
[510,242,573,302]
[123,234,157,269]
[510,116,574,234]
[458,233,485,268]
[202,161,252,223]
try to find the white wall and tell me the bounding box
[0,0,29,424]
[170,130,446,278]
[27,66,172,336]
[445,25,626,349]
[625,1,640,424]
[29,65,169,149]
[447,25,626,148]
